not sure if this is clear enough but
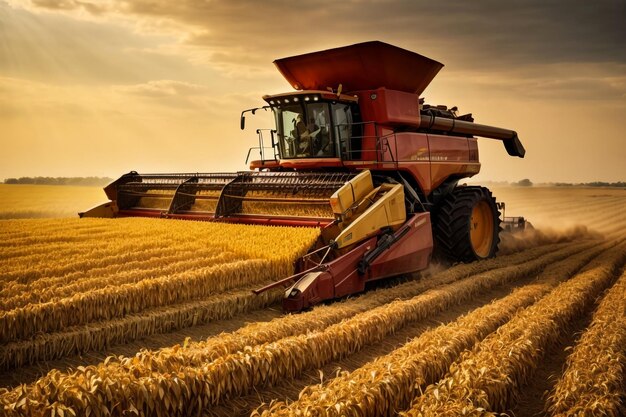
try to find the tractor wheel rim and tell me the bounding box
[470,200,494,258]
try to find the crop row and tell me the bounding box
[0,241,573,371]
[0,218,157,243]
[0,240,598,416]
[546,268,626,417]
[0,222,186,262]
[0,286,284,371]
[0,219,319,343]
[142,240,595,375]
[403,240,626,416]
[0,258,287,343]
[0,244,222,286]
[97,241,588,380]
[256,240,615,417]
[0,251,240,311]
[0,239,168,275]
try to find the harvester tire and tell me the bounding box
[433,186,501,263]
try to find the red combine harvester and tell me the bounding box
[81,41,527,312]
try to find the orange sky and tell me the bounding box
[1,0,625,183]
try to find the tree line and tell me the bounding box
[511,179,626,188]
[552,181,626,188]
[3,177,113,186]
[479,179,626,188]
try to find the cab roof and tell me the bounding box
[263,90,359,104]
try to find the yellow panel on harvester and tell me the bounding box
[329,170,374,215]
[333,183,406,249]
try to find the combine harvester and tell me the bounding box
[81,41,527,312]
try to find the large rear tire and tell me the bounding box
[433,186,501,263]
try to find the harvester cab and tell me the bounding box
[81,41,527,312]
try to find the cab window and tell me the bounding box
[333,103,361,160]
[277,104,302,158]
[276,102,335,158]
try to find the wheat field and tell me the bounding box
[0,184,625,417]
[0,185,104,219]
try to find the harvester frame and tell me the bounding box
[81,41,527,312]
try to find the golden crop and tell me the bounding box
[130,188,335,218]
[240,190,334,218]
[0,218,319,345]
[546,268,626,417]
[153,240,576,370]
[4,240,567,371]
[0,219,569,369]
[0,185,103,219]
[257,241,610,417]
[403,241,626,416]
[0,241,602,416]
[1,286,283,371]
[1,185,625,417]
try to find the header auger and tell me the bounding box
[81,41,528,312]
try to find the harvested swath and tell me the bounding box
[0,241,593,416]
[490,187,626,235]
[256,242,610,417]
[84,241,588,381]
[403,240,626,417]
[0,287,284,371]
[546,268,626,417]
[0,241,572,371]
[143,240,593,373]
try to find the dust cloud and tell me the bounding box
[498,225,603,255]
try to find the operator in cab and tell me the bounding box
[295,114,334,156]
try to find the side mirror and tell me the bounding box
[240,106,268,130]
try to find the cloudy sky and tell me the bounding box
[1,0,624,182]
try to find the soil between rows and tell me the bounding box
[0,265,442,388]
[0,251,538,390]
[204,271,543,417]
[508,293,597,417]
[0,308,283,388]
